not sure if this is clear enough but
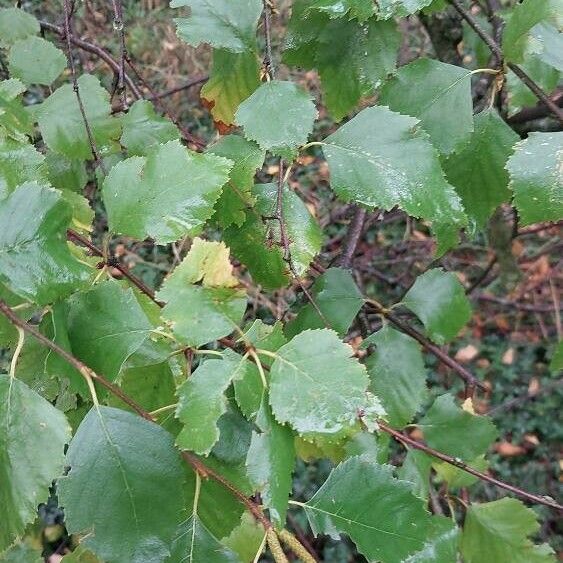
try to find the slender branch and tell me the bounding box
[145,75,208,101]
[110,0,128,110]
[67,229,160,304]
[448,0,563,124]
[378,422,563,511]
[40,20,142,99]
[508,90,563,124]
[0,300,151,421]
[62,0,107,174]
[335,207,367,269]
[366,301,486,392]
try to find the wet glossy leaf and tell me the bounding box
[0,375,71,551]
[375,0,434,18]
[419,394,498,461]
[309,0,375,21]
[58,406,185,563]
[323,106,467,252]
[442,109,519,230]
[507,131,563,226]
[365,326,427,428]
[246,398,295,526]
[0,182,90,304]
[285,268,363,338]
[103,140,232,244]
[405,516,460,563]
[37,74,121,160]
[461,498,555,563]
[402,268,472,345]
[8,36,66,86]
[268,329,376,437]
[379,58,473,154]
[303,456,433,562]
[120,100,180,156]
[236,80,317,158]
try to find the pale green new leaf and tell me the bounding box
[507,132,563,226]
[379,58,473,154]
[103,140,232,244]
[120,100,179,156]
[157,239,246,346]
[246,398,295,526]
[58,406,185,563]
[285,267,363,338]
[284,7,400,120]
[221,512,264,562]
[442,109,519,230]
[402,268,471,345]
[171,0,262,53]
[168,515,239,562]
[461,498,556,563]
[223,183,322,288]
[0,375,71,551]
[8,36,66,86]
[0,8,39,47]
[176,352,247,454]
[419,394,498,461]
[322,106,466,252]
[303,456,433,562]
[365,326,427,428]
[66,281,153,381]
[0,182,90,305]
[207,134,265,227]
[37,74,121,160]
[503,0,563,64]
[268,329,374,436]
[236,80,317,158]
[0,139,47,199]
[201,49,261,127]
[433,454,488,489]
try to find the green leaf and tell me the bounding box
[66,281,153,381]
[284,8,400,120]
[379,58,473,154]
[45,153,88,194]
[246,398,295,526]
[0,139,48,199]
[0,79,34,140]
[433,454,488,489]
[309,0,375,21]
[442,109,519,230]
[529,22,563,71]
[419,394,498,460]
[120,100,180,156]
[460,498,556,563]
[37,74,121,160]
[507,131,563,226]
[103,140,232,244]
[365,326,427,428]
[503,0,563,64]
[303,456,433,562]
[207,134,265,227]
[176,352,247,455]
[60,546,101,563]
[1,543,43,563]
[0,8,39,48]
[285,267,364,338]
[201,49,261,127]
[221,512,264,562]
[8,36,66,86]
[398,449,433,500]
[223,182,322,288]
[268,329,377,437]
[551,340,563,373]
[169,515,239,562]
[322,106,466,252]
[157,238,247,347]
[236,80,317,158]
[58,406,185,563]
[0,375,71,551]
[0,182,90,305]
[402,268,471,345]
[171,0,262,53]
[375,0,434,19]
[405,516,460,563]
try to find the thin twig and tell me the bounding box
[379,421,562,511]
[335,207,367,269]
[448,0,563,124]
[145,75,208,101]
[110,0,128,110]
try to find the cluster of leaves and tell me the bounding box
[0,0,561,562]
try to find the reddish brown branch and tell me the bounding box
[379,422,563,511]
[335,206,367,269]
